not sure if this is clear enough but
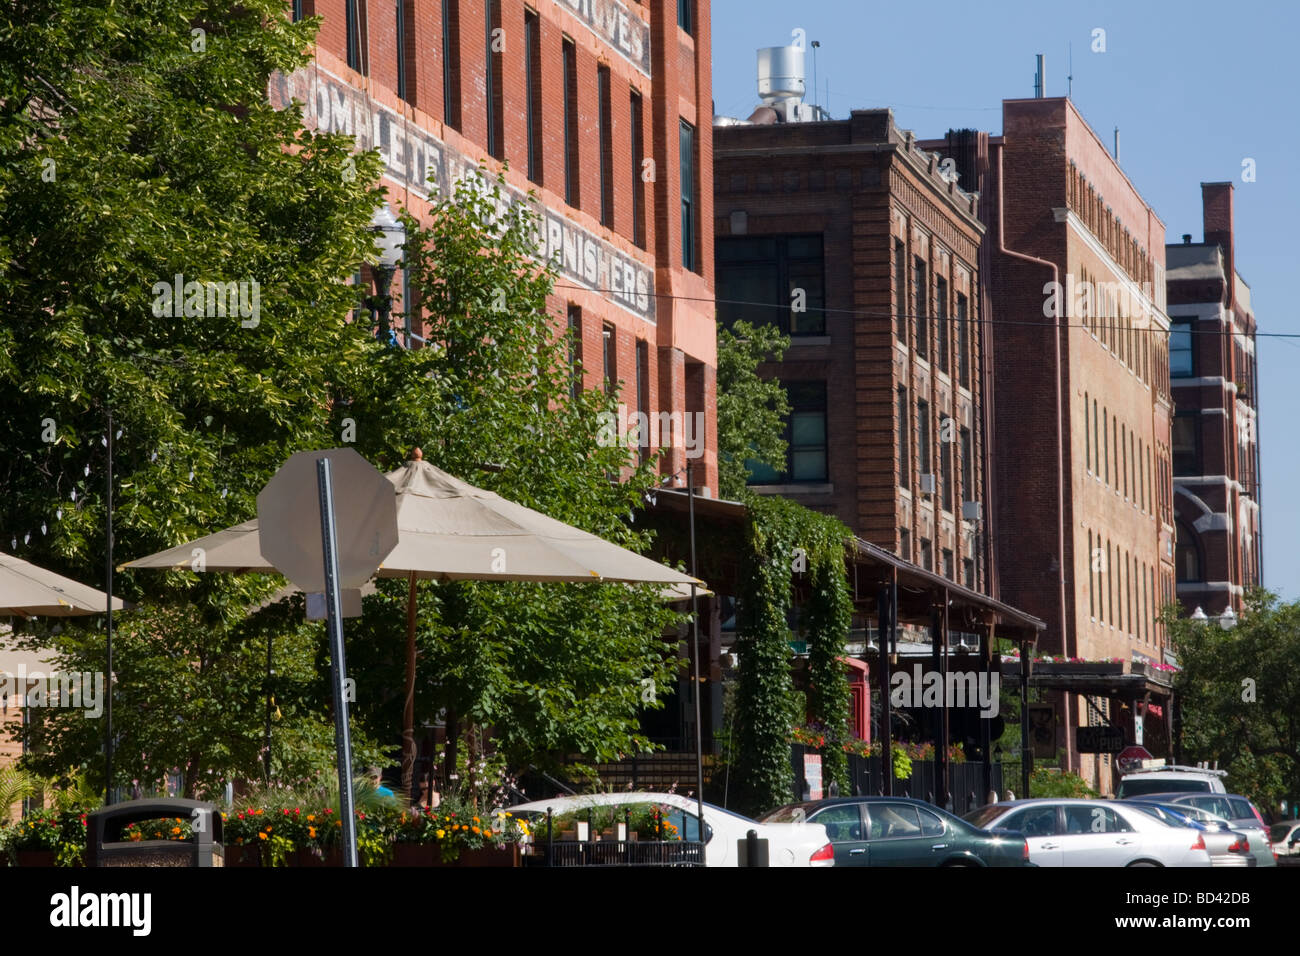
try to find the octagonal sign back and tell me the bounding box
[257,448,398,593]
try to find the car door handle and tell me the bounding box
[1040,842,1059,849]
[848,848,866,856]
[931,844,949,850]
[1115,838,1135,845]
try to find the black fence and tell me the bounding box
[792,746,1003,817]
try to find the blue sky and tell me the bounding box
[712,0,1300,601]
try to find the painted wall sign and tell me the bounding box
[268,66,655,322]
[553,0,651,76]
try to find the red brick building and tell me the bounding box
[959,98,1175,782]
[280,0,717,493]
[1166,183,1262,617]
[713,104,990,592]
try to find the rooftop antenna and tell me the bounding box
[1114,126,1120,162]
[1034,54,1045,98]
[811,40,821,114]
[1068,42,1073,98]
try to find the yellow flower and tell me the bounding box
[435,829,445,839]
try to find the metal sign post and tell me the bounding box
[317,458,358,868]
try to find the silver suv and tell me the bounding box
[1117,766,1227,798]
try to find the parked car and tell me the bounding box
[1116,765,1228,798]
[1123,801,1254,867]
[758,797,1032,867]
[508,792,834,867]
[1268,820,1300,858]
[1132,792,1276,867]
[965,798,1213,867]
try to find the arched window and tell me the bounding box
[1175,520,1202,583]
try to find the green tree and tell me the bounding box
[715,321,790,499]
[1167,590,1300,814]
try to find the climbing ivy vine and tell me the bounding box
[732,495,852,814]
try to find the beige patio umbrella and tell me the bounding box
[123,449,703,793]
[0,550,128,618]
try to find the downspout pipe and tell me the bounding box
[996,144,1072,773]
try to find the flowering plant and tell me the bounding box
[791,726,827,748]
[0,809,89,866]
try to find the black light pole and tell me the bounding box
[264,633,274,785]
[686,458,706,863]
[104,408,114,805]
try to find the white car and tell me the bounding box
[1116,765,1228,798]
[964,799,1212,867]
[508,792,834,867]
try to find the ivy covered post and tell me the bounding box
[733,499,800,816]
[802,518,853,795]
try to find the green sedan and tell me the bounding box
[760,797,1032,867]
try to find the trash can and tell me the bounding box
[85,798,224,867]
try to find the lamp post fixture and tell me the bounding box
[1218,605,1237,631]
[369,204,405,343]
[1190,606,1209,623]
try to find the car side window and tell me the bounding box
[1227,798,1253,820]
[917,808,945,837]
[810,806,863,843]
[1063,806,1130,834]
[1189,796,1231,819]
[1000,806,1060,837]
[868,804,922,840]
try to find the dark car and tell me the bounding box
[758,796,1031,867]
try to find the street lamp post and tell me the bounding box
[369,204,405,343]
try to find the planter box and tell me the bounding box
[391,842,439,867]
[290,847,341,867]
[15,850,57,867]
[427,845,520,868]
[223,845,262,867]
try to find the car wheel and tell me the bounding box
[1126,860,1162,867]
[940,860,978,867]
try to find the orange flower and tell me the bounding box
[258,832,268,841]
[171,827,181,835]
[308,827,317,839]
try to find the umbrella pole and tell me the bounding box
[401,570,418,801]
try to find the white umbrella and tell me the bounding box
[123,449,703,793]
[0,550,127,618]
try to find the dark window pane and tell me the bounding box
[1170,321,1194,377]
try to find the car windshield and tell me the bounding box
[963,805,1009,829]
[1118,778,1210,797]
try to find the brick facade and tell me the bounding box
[1166,183,1262,616]
[714,111,989,590]
[295,1,717,493]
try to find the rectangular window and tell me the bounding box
[345,0,362,73]
[292,0,303,21]
[567,306,582,398]
[715,235,825,335]
[918,400,931,477]
[602,324,615,395]
[1088,530,1095,617]
[1138,439,1145,509]
[920,539,933,572]
[630,90,645,248]
[956,292,970,387]
[894,239,907,341]
[635,340,649,464]
[1172,413,1200,476]
[914,257,928,360]
[745,381,828,484]
[1093,400,1100,480]
[900,527,911,561]
[485,0,503,160]
[897,386,911,487]
[1170,320,1194,377]
[940,417,954,512]
[680,120,697,272]
[1127,553,1134,634]
[1122,424,1128,498]
[677,0,692,34]
[1103,409,1109,484]
[396,1,409,101]
[942,549,954,581]
[1108,542,1114,624]
[963,558,975,590]
[442,0,460,129]
[960,426,973,506]
[524,10,542,183]
[1085,394,1091,472]
[936,276,949,374]
[597,66,614,228]
[562,37,579,207]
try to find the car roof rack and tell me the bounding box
[1122,764,1227,777]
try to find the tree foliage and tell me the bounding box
[715,321,790,500]
[1168,590,1300,814]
